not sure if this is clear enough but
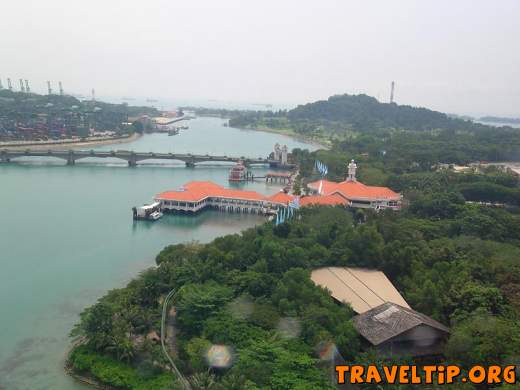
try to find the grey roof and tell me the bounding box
[353,302,450,346]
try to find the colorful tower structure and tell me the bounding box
[274,143,281,161]
[281,145,288,165]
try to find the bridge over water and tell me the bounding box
[0,149,293,168]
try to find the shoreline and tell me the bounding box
[197,114,330,150]
[0,132,142,151]
[241,125,331,150]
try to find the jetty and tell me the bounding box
[155,181,296,215]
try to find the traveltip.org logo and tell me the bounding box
[336,365,517,385]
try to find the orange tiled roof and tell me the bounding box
[300,194,349,207]
[308,179,400,200]
[267,191,296,204]
[156,181,283,204]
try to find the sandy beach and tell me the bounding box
[0,132,142,151]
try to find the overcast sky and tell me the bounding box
[2,0,519,116]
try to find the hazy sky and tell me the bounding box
[2,0,519,116]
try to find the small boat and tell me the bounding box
[148,210,163,220]
[133,202,163,221]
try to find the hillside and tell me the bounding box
[287,94,486,132]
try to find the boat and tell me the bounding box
[132,202,163,221]
[148,210,163,220]
[228,161,248,181]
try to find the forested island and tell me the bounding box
[184,95,520,161]
[69,94,520,389]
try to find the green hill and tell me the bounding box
[287,94,484,132]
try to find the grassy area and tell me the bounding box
[69,345,175,390]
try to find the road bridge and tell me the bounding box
[0,149,293,168]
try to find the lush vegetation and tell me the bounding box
[187,94,520,163]
[69,169,520,388]
[70,94,520,389]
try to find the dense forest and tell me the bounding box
[68,95,520,389]
[69,167,520,388]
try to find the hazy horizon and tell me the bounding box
[2,0,519,117]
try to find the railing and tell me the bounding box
[161,288,191,390]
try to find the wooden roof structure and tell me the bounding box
[311,267,410,314]
[352,302,450,346]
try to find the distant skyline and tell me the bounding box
[2,0,519,116]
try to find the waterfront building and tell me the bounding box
[307,160,402,210]
[155,181,293,215]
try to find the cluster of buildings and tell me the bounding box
[154,160,402,214]
[305,160,402,210]
[0,88,137,143]
[0,104,120,143]
[311,267,450,358]
[151,161,447,358]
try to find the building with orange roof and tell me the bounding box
[299,194,349,207]
[266,191,296,204]
[154,160,401,217]
[307,160,402,210]
[155,182,294,215]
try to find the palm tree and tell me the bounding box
[186,372,218,390]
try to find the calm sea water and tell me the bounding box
[0,117,317,389]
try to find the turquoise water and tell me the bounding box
[0,118,317,389]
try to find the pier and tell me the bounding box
[0,148,295,168]
[155,181,296,215]
[265,171,292,183]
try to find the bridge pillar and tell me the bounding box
[128,153,137,167]
[0,151,10,163]
[185,160,195,168]
[66,151,75,165]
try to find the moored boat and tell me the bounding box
[132,202,163,221]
